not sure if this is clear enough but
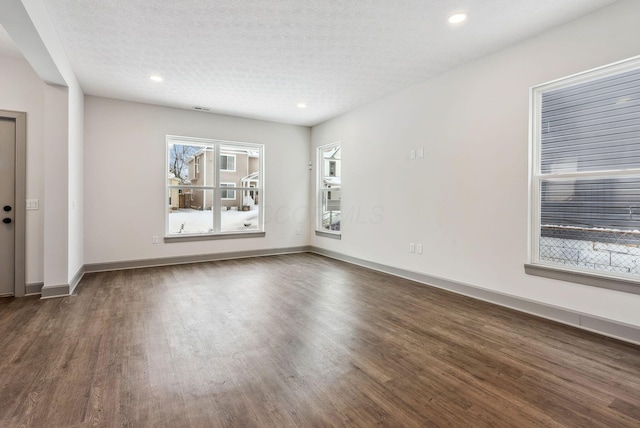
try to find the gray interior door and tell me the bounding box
[0,117,16,296]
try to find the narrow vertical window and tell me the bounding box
[317,142,341,236]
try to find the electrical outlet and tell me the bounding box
[410,149,416,160]
[417,148,424,159]
[409,243,415,253]
[417,244,423,254]
[152,236,159,244]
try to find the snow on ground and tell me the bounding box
[169,208,260,234]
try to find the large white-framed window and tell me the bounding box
[166,135,264,240]
[316,142,341,237]
[528,56,640,293]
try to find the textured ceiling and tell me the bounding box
[0,25,23,59]
[40,0,618,126]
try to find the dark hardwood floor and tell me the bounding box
[1,253,639,427]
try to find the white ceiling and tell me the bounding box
[27,0,620,126]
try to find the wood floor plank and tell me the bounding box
[1,253,639,427]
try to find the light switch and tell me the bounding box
[26,199,39,210]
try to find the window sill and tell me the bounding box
[165,231,265,243]
[315,230,341,240]
[524,263,640,295]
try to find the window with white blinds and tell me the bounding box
[530,57,640,284]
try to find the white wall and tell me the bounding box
[42,84,69,287]
[0,55,44,284]
[84,96,310,264]
[67,81,84,282]
[311,0,640,327]
[20,0,86,288]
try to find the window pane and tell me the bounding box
[221,195,260,232]
[321,189,341,231]
[168,188,214,234]
[541,176,640,232]
[540,67,640,174]
[321,145,341,187]
[168,143,212,185]
[539,176,640,276]
[219,144,261,233]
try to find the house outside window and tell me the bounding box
[166,136,263,239]
[317,142,341,236]
[528,56,640,292]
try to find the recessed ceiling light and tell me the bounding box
[297,102,307,109]
[149,74,164,82]
[448,12,468,24]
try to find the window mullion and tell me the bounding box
[213,143,221,233]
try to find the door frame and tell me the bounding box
[1,110,26,297]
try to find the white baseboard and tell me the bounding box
[40,283,70,299]
[83,246,312,273]
[25,282,44,295]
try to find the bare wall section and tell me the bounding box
[310,0,640,327]
[84,96,311,265]
[67,82,83,284]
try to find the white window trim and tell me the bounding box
[316,141,342,237]
[166,135,264,240]
[527,55,640,294]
